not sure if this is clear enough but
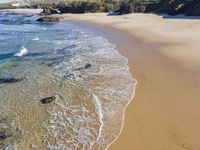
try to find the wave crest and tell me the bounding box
[14,46,28,57]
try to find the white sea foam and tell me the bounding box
[49,29,137,149]
[14,46,28,57]
[32,37,40,41]
[92,94,104,142]
[80,31,88,37]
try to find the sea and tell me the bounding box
[0,11,136,150]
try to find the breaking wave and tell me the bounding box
[14,46,28,57]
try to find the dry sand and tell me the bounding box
[4,9,200,150]
[59,13,200,150]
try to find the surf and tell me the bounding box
[14,46,28,57]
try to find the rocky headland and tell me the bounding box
[2,0,200,16]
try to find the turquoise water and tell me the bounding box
[0,12,136,150]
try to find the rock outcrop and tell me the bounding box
[37,17,60,22]
[156,0,200,16]
[114,0,159,14]
[40,6,60,15]
[4,0,200,16]
[114,0,200,16]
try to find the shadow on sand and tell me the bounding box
[156,13,200,20]
[107,11,200,20]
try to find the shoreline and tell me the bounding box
[59,13,200,150]
[2,9,200,150]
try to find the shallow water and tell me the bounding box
[0,12,136,150]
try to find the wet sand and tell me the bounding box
[4,9,200,150]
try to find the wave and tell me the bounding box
[14,46,28,57]
[32,37,40,41]
[92,94,104,143]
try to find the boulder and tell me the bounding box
[37,17,60,22]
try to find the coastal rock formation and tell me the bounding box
[114,0,200,16]
[37,17,60,22]
[2,0,200,16]
[40,6,60,15]
[158,0,200,16]
[116,0,158,14]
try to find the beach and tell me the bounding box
[59,13,200,150]
[3,9,200,150]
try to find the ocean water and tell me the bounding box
[0,12,136,150]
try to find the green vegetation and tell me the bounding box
[156,0,200,16]
[0,2,15,9]
[58,0,120,13]
[1,0,200,16]
[115,0,200,16]
[114,0,158,14]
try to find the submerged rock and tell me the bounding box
[37,17,60,23]
[0,78,24,84]
[75,64,92,71]
[0,118,20,149]
[40,96,56,104]
[0,131,12,141]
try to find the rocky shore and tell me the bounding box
[1,0,200,16]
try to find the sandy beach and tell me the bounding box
[59,13,200,150]
[4,9,200,150]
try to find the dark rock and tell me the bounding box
[112,0,200,16]
[186,2,200,16]
[75,64,92,71]
[0,131,12,141]
[0,122,12,148]
[155,0,200,16]
[0,118,22,149]
[0,78,24,84]
[40,6,60,15]
[0,19,14,23]
[85,64,92,69]
[37,17,60,22]
[114,0,159,15]
[40,96,56,104]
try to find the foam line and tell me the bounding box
[14,46,28,57]
[92,93,104,142]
